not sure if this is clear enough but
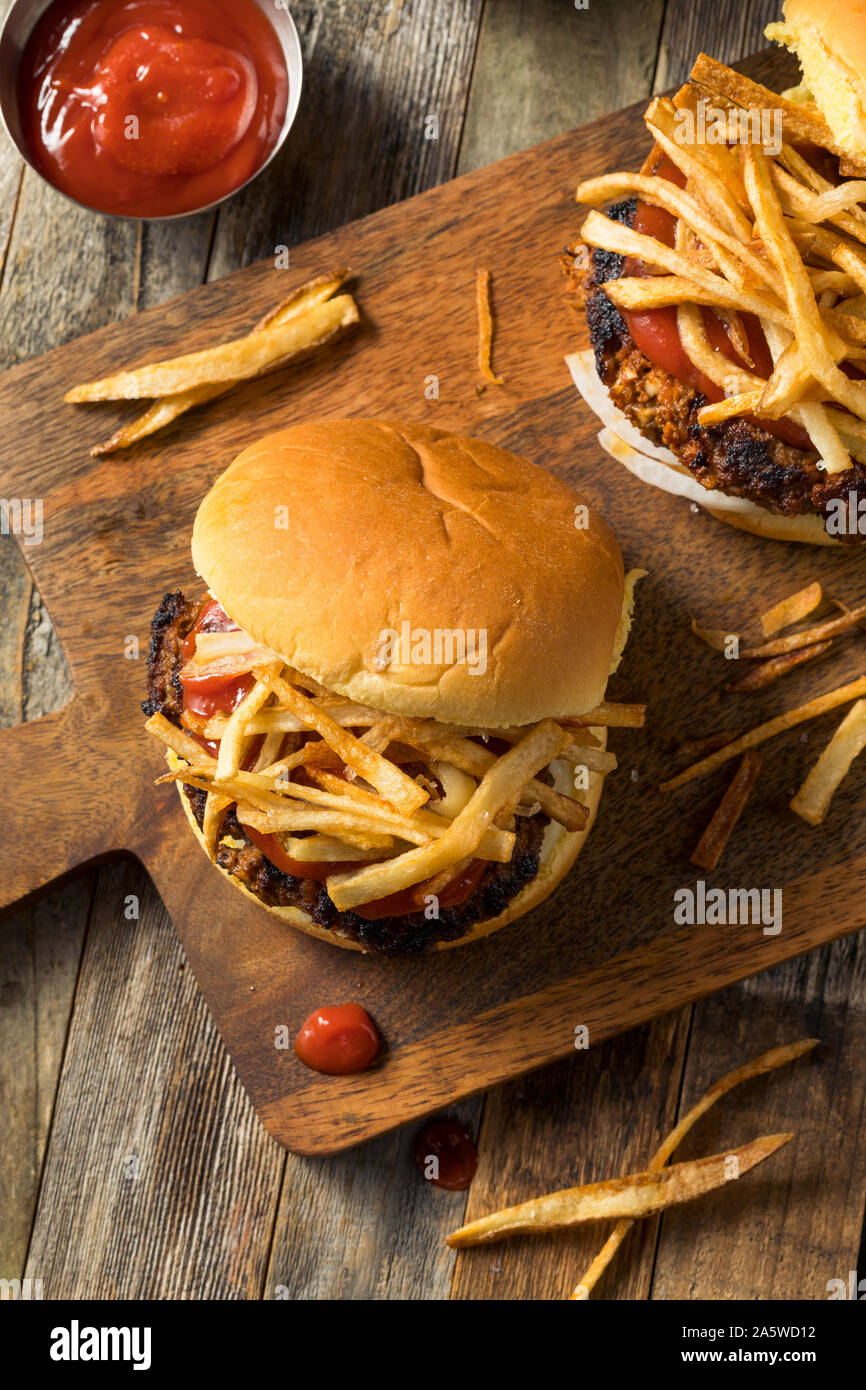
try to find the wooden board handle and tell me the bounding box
[0,701,120,911]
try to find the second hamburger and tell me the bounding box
[564,1,866,546]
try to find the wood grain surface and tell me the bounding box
[2,0,865,1301]
[7,41,860,1160]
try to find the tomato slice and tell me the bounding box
[619,155,812,450]
[245,826,487,918]
[244,826,366,881]
[352,858,488,920]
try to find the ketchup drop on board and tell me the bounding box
[294,1004,380,1076]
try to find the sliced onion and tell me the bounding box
[566,348,839,538]
[179,649,276,683]
[192,629,260,662]
[597,426,758,513]
[566,349,680,466]
[430,760,476,819]
[597,427,838,544]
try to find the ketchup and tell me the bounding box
[352,858,487,920]
[294,1004,380,1076]
[180,598,253,722]
[622,155,811,451]
[414,1119,478,1190]
[18,0,288,218]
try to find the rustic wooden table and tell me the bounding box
[2,0,864,1302]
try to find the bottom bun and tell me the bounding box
[702,503,838,546]
[171,741,606,953]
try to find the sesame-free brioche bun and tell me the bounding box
[169,745,607,952]
[704,501,838,545]
[192,419,625,727]
[767,1,866,164]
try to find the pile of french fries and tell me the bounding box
[446,1037,816,1301]
[146,622,644,912]
[577,55,866,476]
[65,270,359,455]
[674,580,866,865]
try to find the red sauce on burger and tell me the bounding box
[180,598,253,722]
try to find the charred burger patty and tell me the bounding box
[143,591,548,956]
[564,197,866,534]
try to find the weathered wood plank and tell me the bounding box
[655,0,784,90]
[265,1097,482,1299]
[0,0,20,284]
[458,0,664,174]
[0,547,29,728]
[651,946,866,1300]
[23,860,284,1298]
[0,878,91,1280]
[137,215,216,311]
[0,123,22,288]
[450,1014,690,1300]
[0,177,140,370]
[209,0,483,280]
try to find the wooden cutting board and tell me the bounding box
[3,47,864,1156]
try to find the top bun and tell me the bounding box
[191,419,624,726]
[767,0,866,163]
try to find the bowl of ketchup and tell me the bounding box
[0,0,302,219]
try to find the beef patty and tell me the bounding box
[143,591,551,956]
[563,197,866,536]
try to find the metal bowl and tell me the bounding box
[0,0,303,221]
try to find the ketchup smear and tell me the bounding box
[622,154,811,451]
[18,0,288,218]
[414,1119,478,1190]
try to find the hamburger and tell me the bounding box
[563,3,866,546]
[766,0,866,163]
[142,419,638,957]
